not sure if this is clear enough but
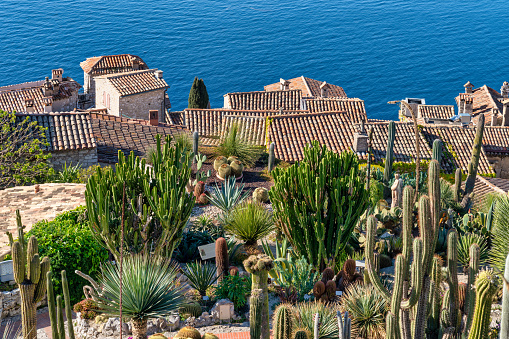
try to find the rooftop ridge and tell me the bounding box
[98,68,158,79]
[266,111,348,119]
[223,89,302,96]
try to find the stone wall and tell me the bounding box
[52,91,79,112]
[1,288,47,320]
[49,148,98,170]
[94,77,120,117]
[119,90,165,122]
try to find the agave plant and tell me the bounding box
[340,282,388,339]
[292,301,340,339]
[223,201,274,249]
[208,176,250,213]
[184,261,218,296]
[458,233,489,272]
[93,254,185,339]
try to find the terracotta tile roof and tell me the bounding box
[0,79,81,113]
[183,109,310,137]
[99,69,168,97]
[472,176,509,208]
[224,90,302,110]
[264,76,347,98]
[221,115,267,146]
[90,112,189,163]
[305,97,366,122]
[421,125,494,175]
[166,111,184,125]
[456,85,504,125]
[266,112,358,162]
[80,54,149,75]
[481,126,509,155]
[15,112,96,152]
[418,105,455,120]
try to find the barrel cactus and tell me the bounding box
[218,163,232,179]
[175,326,202,339]
[230,160,244,178]
[273,304,293,339]
[227,156,239,164]
[253,187,269,204]
[214,156,228,171]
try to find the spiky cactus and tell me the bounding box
[468,269,498,339]
[432,139,442,165]
[462,114,485,207]
[293,329,310,339]
[250,289,263,339]
[214,156,228,171]
[218,163,231,179]
[454,168,462,203]
[383,121,396,197]
[273,304,293,339]
[337,311,351,339]
[9,210,50,339]
[47,270,75,339]
[215,237,229,283]
[244,254,273,339]
[465,243,480,333]
[192,131,199,156]
[500,254,509,339]
[268,142,275,172]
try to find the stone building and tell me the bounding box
[80,54,149,106]
[0,69,81,113]
[16,112,98,169]
[94,69,169,121]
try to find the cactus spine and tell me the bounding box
[462,114,485,207]
[468,269,498,339]
[500,254,509,339]
[432,139,442,164]
[273,304,292,339]
[215,237,229,283]
[250,289,263,339]
[268,142,275,172]
[10,210,50,339]
[384,121,396,197]
[244,255,273,339]
[454,168,462,203]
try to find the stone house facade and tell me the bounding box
[94,69,168,122]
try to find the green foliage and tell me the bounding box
[191,215,224,239]
[269,141,368,269]
[273,256,319,302]
[188,77,209,109]
[440,178,460,211]
[340,283,388,339]
[85,135,195,260]
[292,301,340,339]
[490,194,509,275]
[215,123,262,167]
[0,109,53,189]
[223,202,274,247]
[174,229,213,263]
[214,274,251,308]
[208,176,250,213]
[457,233,489,271]
[183,261,218,296]
[368,178,384,207]
[53,162,82,183]
[93,254,186,321]
[27,207,108,305]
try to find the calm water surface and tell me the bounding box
[1,0,509,118]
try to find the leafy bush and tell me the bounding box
[27,206,108,305]
[184,261,218,296]
[292,301,340,339]
[73,298,100,319]
[190,215,224,239]
[214,274,251,308]
[215,123,262,167]
[208,176,250,214]
[174,230,213,263]
[440,178,460,211]
[53,162,82,183]
[340,283,388,339]
[457,233,489,272]
[223,202,274,248]
[273,256,318,302]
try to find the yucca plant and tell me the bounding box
[1,321,22,339]
[340,283,388,339]
[184,261,218,296]
[292,301,340,339]
[92,254,185,339]
[458,233,489,272]
[215,123,262,167]
[55,162,82,183]
[491,194,509,275]
[208,176,250,213]
[223,201,274,250]
[174,133,193,152]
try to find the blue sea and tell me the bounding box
[1,0,509,119]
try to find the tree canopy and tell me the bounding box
[188,77,209,109]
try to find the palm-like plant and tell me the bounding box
[215,123,262,167]
[458,233,489,272]
[184,261,218,296]
[223,201,274,249]
[208,176,250,213]
[93,254,185,339]
[293,301,340,339]
[340,282,388,339]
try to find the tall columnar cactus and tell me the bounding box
[445,230,460,334]
[250,289,263,339]
[215,237,229,283]
[244,254,274,339]
[273,304,293,339]
[192,131,199,156]
[268,142,275,172]
[336,311,351,339]
[465,243,480,333]
[468,269,498,339]
[48,271,75,339]
[462,114,485,207]
[383,121,396,197]
[432,139,442,165]
[500,254,509,339]
[454,168,462,203]
[9,210,50,339]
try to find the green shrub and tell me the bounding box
[215,123,262,167]
[214,274,251,308]
[458,233,489,272]
[273,256,318,302]
[27,206,108,305]
[174,229,213,263]
[292,301,340,339]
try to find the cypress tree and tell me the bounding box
[198,79,209,108]
[188,77,201,108]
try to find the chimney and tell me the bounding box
[24,98,35,113]
[353,122,368,153]
[501,81,509,98]
[502,99,509,126]
[320,81,329,98]
[52,68,63,82]
[491,108,498,126]
[464,81,474,94]
[149,110,159,126]
[42,97,53,113]
[464,95,473,115]
[132,57,140,70]
[42,77,53,96]
[279,78,290,91]
[154,70,163,80]
[457,97,465,114]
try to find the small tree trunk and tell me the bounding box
[19,284,37,339]
[131,318,148,339]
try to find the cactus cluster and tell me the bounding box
[47,270,75,339]
[215,156,245,179]
[8,210,50,339]
[194,181,209,205]
[215,237,229,283]
[335,259,363,292]
[313,267,337,302]
[179,302,203,318]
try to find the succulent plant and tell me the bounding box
[468,269,498,339]
[215,238,229,283]
[180,302,203,318]
[273,304,293,339]
[214,156,228,171]
[253,187,270,204]
[218,163,232,179]
[175,326,202,339]
[227,155,239,164]
[230,160,244,178]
